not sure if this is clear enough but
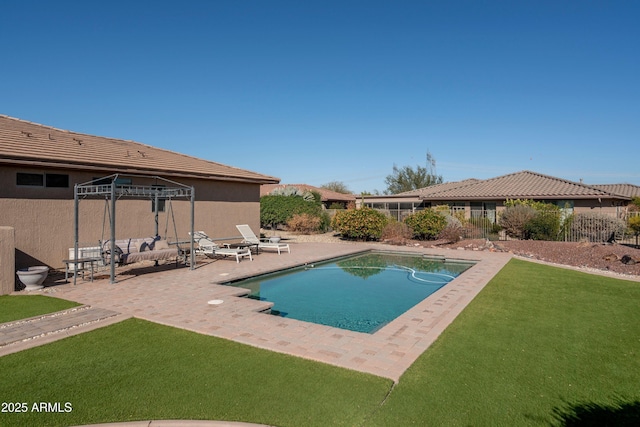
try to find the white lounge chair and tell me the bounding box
[190,231,252,263]
[235,224,291,254]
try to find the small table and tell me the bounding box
[63,257,101,283]
[225,242,259,255]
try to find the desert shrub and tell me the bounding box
[436,213,464,243]
[524,210,561,240]
[404,209,447,240]
[500,200,562,240]
[438,223,464,243]
[287,213,321,234]
[380,220,413,244]
[569,212,627,242]
[328,202,345,210]
[499,205,537,239]
[466,216,501,239]
[444,213,463,228]
[270,186,316,201]
[629,216,640,235]
[318,211,331,232]
[629,216,640,246]
[331,207,388,240]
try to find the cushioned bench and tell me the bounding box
[101,238,180,265]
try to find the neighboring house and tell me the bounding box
[0,115,279,269]
[360,171,634,221]
[260,184,356,208]
[592,184,640,199]
[358,179,480,220]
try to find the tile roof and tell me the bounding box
[420,170,628,201]
[0,115,280,184]
[396,179,481,197]
[261,184,356,202]
[592,184,640,199]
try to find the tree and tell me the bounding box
[384,152,443,194]
[321,181,351,194]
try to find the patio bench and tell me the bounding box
[100,237,182,266]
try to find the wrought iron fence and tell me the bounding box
[460,209,637,244]
[372,207,639,245]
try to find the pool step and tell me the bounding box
[0,306,128,356]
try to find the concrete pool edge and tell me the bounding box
[42,242,513,383]
[206,244,513,382]
[225,249,477,334]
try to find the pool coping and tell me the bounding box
[21,242,512,382]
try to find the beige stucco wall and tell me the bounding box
[0,226,15,295]
[1,166,263,269]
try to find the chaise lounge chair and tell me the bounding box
[236,224,291,254]
[190,231,253,263]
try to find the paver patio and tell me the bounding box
[11,242,511,382]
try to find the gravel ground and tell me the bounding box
[443,239,640,277]
[276,230,640,278]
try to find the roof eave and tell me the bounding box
[0,158,280,185]
[423,194,630,201]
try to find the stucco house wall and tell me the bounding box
[1,166,264,269]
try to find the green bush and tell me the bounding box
[524,211,561,240]
[504,198,558,210]
[260,193,325,230]
[500,201,561,240]
[331,207,388,240]
[404,209,447,240]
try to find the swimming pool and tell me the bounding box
[226,251,474,333]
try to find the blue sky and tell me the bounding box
[2,1,638,193]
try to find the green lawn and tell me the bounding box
[372,259,640,426]
[1,259,639,426]
[0,295,80,323]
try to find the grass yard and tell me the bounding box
[0,295,80,323]
[1,259,639,426]
[371,259,640,426]
[0,318,391,427]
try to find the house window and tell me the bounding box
[93,177,133,186]
[17,172,69,188]
[471,202,497,223]
[448,202,465,212]
[151,185,166,212]
[45,173,69,188]
[17,173,44,186]
[555,200,574,222]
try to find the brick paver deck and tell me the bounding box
[14,242,511,382]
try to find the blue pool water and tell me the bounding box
[226,251,474,333]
